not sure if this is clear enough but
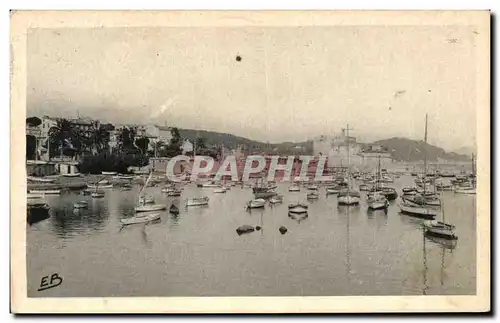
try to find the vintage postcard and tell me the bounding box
[11,10,490,313]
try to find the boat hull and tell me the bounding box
[29,189,61,195]
[121,212,160,225]
[367,201,388,210]
[135,204,166,212]
[399,204,437,219]
[338,196,360,205]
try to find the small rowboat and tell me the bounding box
[101,171,117,175]
[29,189,61,195]
[214,187,228,193]
[186,197,209,207]
[246,198,266,209]
[307,192,319,200]
[135,204,167,212]
[73,201,89,209]
[27,176,55,183]
[288,203,308,214]
[62,173,81,177]
[269,195,283,204]
[120,212,161,225]
[87,184,113,189]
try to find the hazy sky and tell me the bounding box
[27,26,477,151]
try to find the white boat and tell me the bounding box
[269,195,283,204]
[307,191,319,200]
[288,184,301,192]
[27,193,44,200]
[87,184,114,189]
[101,171,117,175]
[135,204,166,212]
[454,186,476,194]
[214,187,227,193]
[91,191,105,198]
[186,196,209,206]
[120,212,161,225]
[307,184,319,191]
[338,190,361,206]
[29,189,61,195]
[27,176,55,183]
[399,198,438,219]
[367,192,389,210]
[246,198,266,209]
[288,203,308,214]
[62,173,81,177]
[73,201,89,209]
[423,198,457,240]
[326,186,341,195]
[424,220,458,240]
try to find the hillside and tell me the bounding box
[178,128,313,155]
[371,137,471,162]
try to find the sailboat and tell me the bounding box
[423,198,458,240]
[135,172,166,212]
[455,153,476,194]
[337,125,361,206]
[399,114,438,219]
[367,155,389,210]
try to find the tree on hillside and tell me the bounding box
[47,118,81,159]
[83,121,112,155]
[26,117,42,127]
[117,126,138,153]
[163,127,183,157]
[135,137,150,155]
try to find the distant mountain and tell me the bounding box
[453,146,476,156]
[371,137,471,162]
[177,128,313,155]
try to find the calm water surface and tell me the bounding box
[27,176,476,297]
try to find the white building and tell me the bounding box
[181,139,194,154]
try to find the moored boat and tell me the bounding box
[288,202,308,214]
[121,212,161,225]
[288,184,301,192]
[87,184,114,189]
[62,173,81,177]
[101,171,118,175]
[454,186,476,194]
[135,204,166,212]
[338,189,361,206]
[269,195,283,204]
[399,197,438,219]
[246,198,266,209]
[27,176,55,183]
[185,196,209,207]
[29,189,61,195]
[367,192,389,210]
[306,191,319,200]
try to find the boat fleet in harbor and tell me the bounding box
[26,119,475,242]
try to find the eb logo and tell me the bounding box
[38,273,63,292]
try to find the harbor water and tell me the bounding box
[27,175,476,297]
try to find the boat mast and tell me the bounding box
[423,114,428,195]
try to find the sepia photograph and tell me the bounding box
[10,10,490,313]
